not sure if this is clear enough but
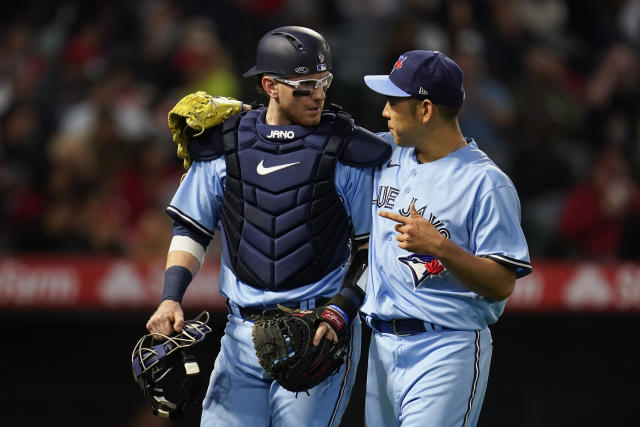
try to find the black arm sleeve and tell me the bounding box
[326,248,368,322]
[172,221,212,248]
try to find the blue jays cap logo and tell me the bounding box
[398,254,446,290]
[391,55,407,73]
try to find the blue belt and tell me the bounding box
[369,318,447,336]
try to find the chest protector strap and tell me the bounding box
[219,109,351,290]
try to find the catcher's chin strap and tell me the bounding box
[148,350,202,420]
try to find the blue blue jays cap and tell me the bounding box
[364,50,465,106]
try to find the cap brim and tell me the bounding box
[364,75,411,97]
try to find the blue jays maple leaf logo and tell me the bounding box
[398,254,446,290]
[391,55,406,73]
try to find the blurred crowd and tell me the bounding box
[1,0,639,261]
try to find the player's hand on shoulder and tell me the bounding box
[380,202,446,255]
[146,299,185,339]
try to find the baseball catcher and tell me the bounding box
[146,25,391,426]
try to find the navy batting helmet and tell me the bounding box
[243,26,332,78]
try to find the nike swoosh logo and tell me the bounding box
[387,160,400,168]
[256,160,301,175]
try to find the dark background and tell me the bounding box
[2,1,640,426]
[2,0,640,260]
[3,310,638,427]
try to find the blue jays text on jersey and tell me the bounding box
[373,190,452,238]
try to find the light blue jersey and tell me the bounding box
[361,133,532,331]
[168,156,375,307]
[362,133,531,427]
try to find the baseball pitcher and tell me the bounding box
[361,50,532,427]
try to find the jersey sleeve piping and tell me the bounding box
[485,254,532,278]
[166,205,215,238]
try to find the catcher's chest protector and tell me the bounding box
[220,109,350,290]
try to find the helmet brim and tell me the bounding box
[243,66,262,78]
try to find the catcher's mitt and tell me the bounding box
[251,307,350,393]
[167,91,243,170]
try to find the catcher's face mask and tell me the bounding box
[131,311,212,419]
